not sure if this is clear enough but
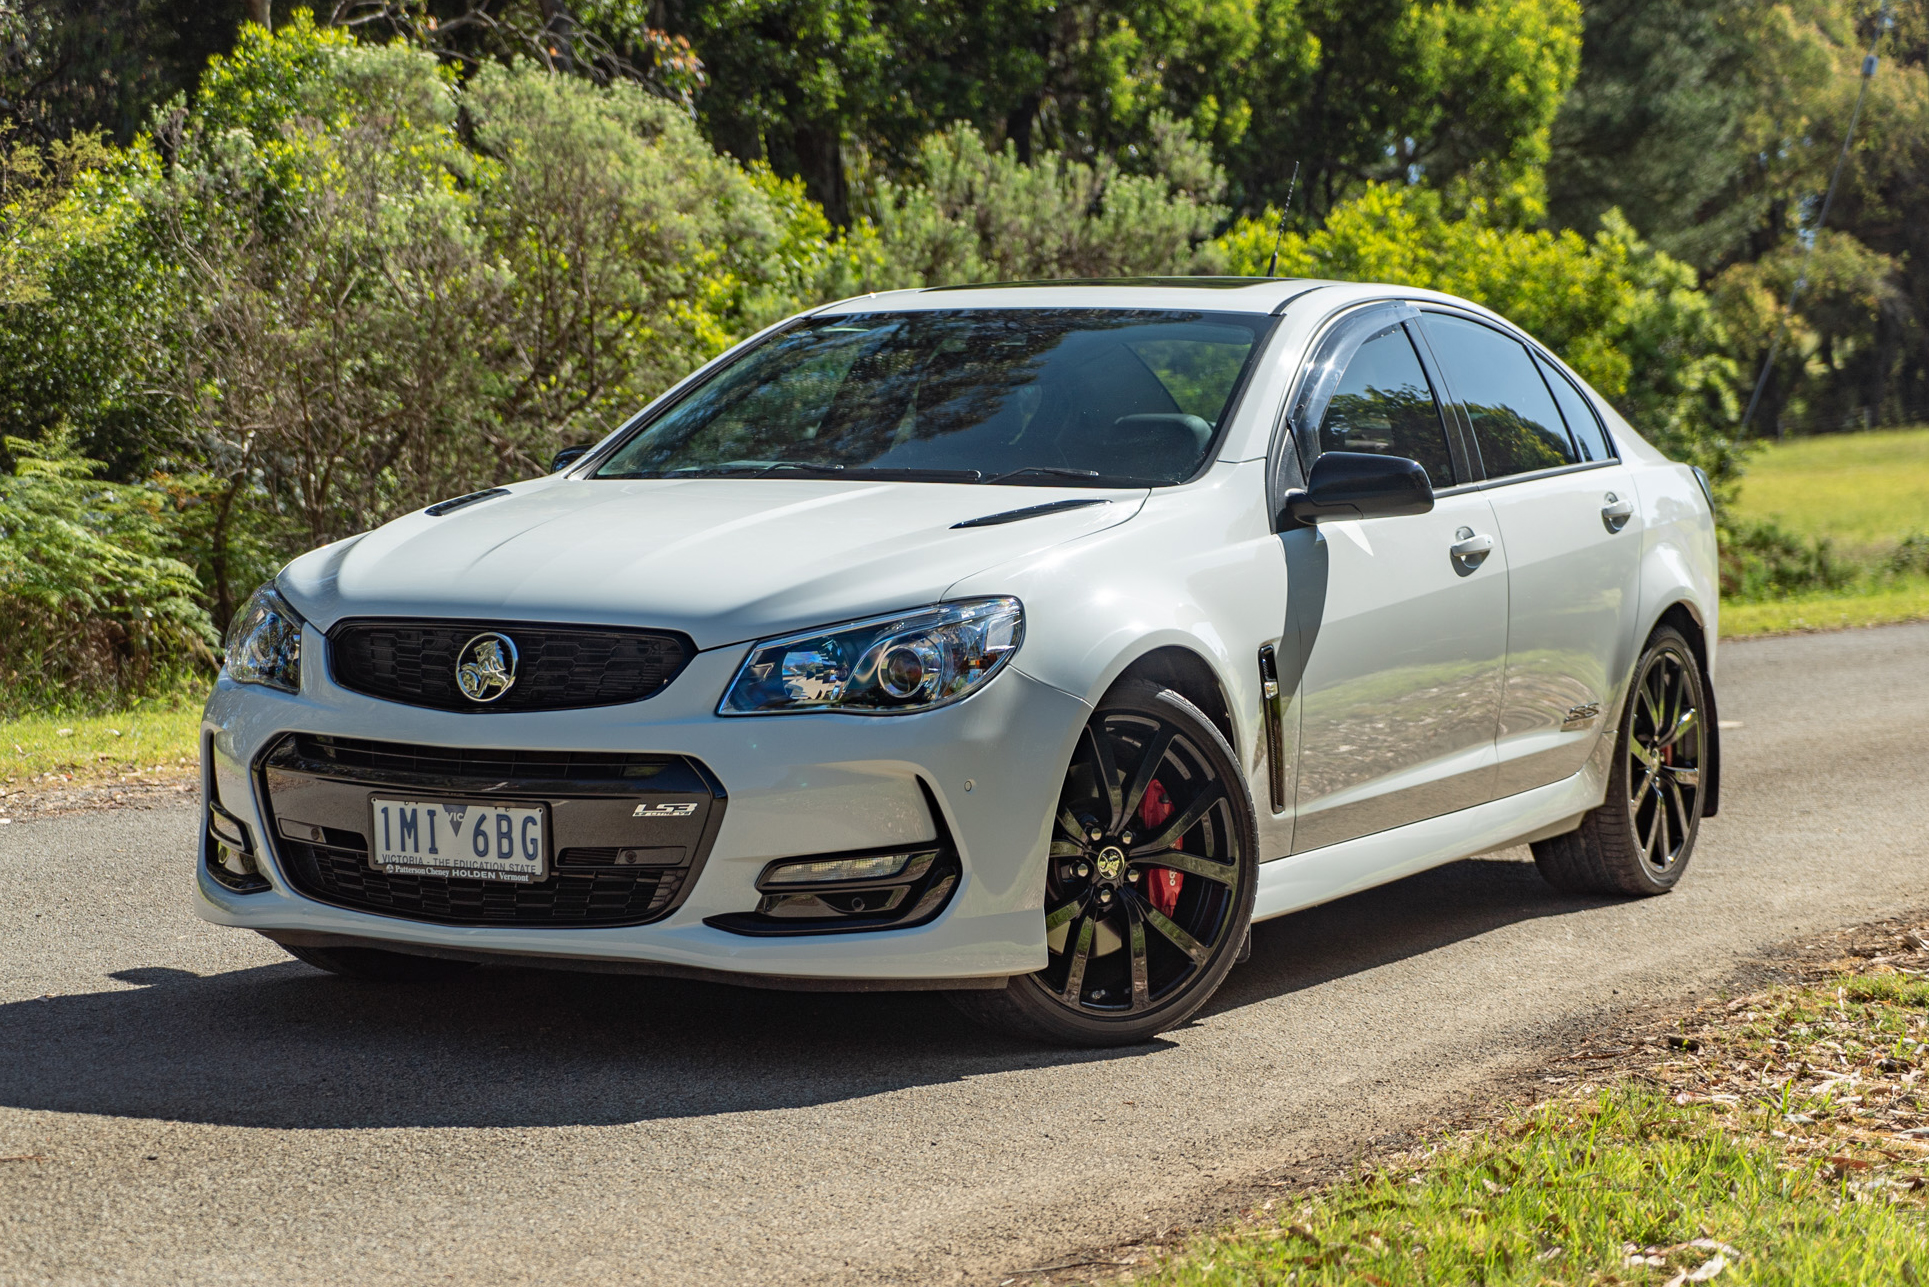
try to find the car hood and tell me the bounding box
[280,477,1145,650]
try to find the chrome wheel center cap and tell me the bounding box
[1095,846,1126,882]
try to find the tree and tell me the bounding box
[0,0,255,142]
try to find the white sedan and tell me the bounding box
[198,279,1721,1045]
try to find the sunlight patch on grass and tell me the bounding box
[1136,961,1929,1287]
[0,701,203,786]
[1731,426,1929,558]
[1721,576,1929,638]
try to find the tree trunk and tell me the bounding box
[790,124,849,230]
[246,0,271,29]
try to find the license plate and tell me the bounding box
[369,797,546,883]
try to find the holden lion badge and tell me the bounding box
[455,632,518,703]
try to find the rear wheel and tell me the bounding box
[1533,625,1708,896]
[951,681,1257,1046]
[281,943,477,982]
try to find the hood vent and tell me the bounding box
[424,488,510,517]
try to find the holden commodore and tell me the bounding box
[198,278,1721,1045]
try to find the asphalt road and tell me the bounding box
[4,623,1928,1286]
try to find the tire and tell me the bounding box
[950,680,1258,1046]
[281,943,477,982]
[1533,625,1709,896]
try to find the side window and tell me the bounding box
[1535,353,1614,462]
[1315,324,1457,487]
[1424,315,1576,479]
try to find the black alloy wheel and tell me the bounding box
[1533,625,1708,896]
[951,680,1258,1046]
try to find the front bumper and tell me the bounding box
[195,633,1087,982]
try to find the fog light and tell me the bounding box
[205,801,269,893]
[761,850,929,886]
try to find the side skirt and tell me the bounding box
[1251,764,1609,923]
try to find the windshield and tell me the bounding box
[593,309,1271,486]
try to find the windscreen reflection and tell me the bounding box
[594,310,1269,486]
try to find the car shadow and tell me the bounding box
[1204,852,1621,1017]
[1,854,1614,1131]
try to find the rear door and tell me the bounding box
[1417,311,1643,797]
[1277,305,1509,853]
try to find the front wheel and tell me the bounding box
[1533,625,1708,896]
[951,681,1258,1046]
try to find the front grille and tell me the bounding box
[329,619,692,712]
[276,732,684,789]
[279,831,684,927]
[257,733,726,930]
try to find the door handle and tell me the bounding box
[1450,526,1494,571]
[1601,492,1634,533]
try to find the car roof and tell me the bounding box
[808,278,1512,324]
[811,278,1344,317]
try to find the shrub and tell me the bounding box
[1212,186,1745,506]
[1719,516,1856,600]
[0,429,215,714]
[854,116,1226,287]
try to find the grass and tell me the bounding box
[1729,426,1929,560]
[0,700,203,790]
[1721,426,1929,638]
[1721,574,1929,639]
[1123,947,1929,1287]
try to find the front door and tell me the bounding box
[1283,312,1509,853]
[1418,312,1644,796]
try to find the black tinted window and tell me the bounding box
[1315,325,1455,487]
[594,310,1267,486]
[1424,315,1576,479]
[1535,354,1613,462]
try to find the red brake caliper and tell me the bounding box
[1137,779,1184,916]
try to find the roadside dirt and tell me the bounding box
[0,768,197,824]
[1002,911,1929,1285]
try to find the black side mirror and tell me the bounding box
[549,443,593,473]
[1280,451,1434,527]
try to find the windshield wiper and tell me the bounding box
[611,462,985,483]
[981,466,1102,485]
[980,466,1159,487]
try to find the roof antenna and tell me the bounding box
[1266,161,1301,278]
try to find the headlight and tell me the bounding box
[224,581,304,693]
[720,597,1023,716]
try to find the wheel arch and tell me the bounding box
[1646,597,1721,818]
[1106,644,1238,751]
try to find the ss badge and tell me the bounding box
[633,801,699,818]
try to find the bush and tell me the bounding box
[1886,533,1929,578]
[854,116,1226,287]
[1212,186,1745,507]
[0,430,215,714]
[1719,516,1857,600]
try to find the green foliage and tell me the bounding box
[0,0,253,144]
[1551,0,1929,438]
[465,59,789,430]
[0,429,215,713]
[1145,1085,1929,1286]
[1721,516,1857,599]
[1214,184,1744,496]
[659,0,1581,225]
[855,118,1225,286]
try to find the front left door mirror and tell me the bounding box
[1280,451,1434,526]
[550,443,593,472]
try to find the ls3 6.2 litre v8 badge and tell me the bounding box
[634,802,699,818]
